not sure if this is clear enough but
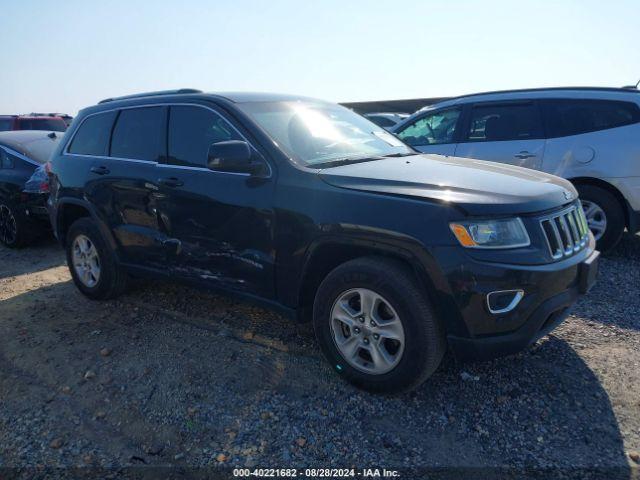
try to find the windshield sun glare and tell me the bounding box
[239,101,413,167]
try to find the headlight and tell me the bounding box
[449,218,530,249]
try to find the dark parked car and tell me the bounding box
[0,115,68,132]
[47,89,599,392]
[0,131,60,247]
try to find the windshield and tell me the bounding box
[238,101,414,167]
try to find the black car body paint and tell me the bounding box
[47,92,599,362]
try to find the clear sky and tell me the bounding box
[1,0,638,115]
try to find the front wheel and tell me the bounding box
[313,257,445,393]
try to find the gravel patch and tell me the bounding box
[0,234,638,478]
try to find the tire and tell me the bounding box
[313,256,445,393]
[575,184,625,253]
[65,217,128,300]
[0,199,37,248]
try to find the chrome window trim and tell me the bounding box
[156,162,250,177]
[63,152,158,165]
[0,145,41,167]
[62,102,272,178]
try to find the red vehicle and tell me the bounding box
[0,115,67,132]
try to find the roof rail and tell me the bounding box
[98,88,203,104]
[441,86,640,103]
[622,79,640,90]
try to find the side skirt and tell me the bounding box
[122,263,297,321]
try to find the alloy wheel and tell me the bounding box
[71,234,101,287]
[581,200,607,241]
[330,288,405,375]
[0,204,17,245]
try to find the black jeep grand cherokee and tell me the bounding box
[48,89,599,392]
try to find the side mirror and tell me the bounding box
[207,140,261,174]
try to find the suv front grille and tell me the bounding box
[540,204,589,260]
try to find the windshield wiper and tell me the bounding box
[311,155,385,169]
[382,152,417,158]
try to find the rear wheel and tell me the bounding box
[313,257,445,393]
[0,200,36,248]
[66,218,128,299]
[576,184,625,253]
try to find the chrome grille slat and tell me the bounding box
[539,204,590,260]
[570,209,582,237]
[574,211,587,248]
[565,213,581,250]
[572,209,584,237]
[566,213,577,240]
[579,208,589,236]
[557,215,572,253]
[550,220,563,255]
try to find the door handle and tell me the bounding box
[514,151,536,160]
[158,177,184,188]
[90,165,110,175]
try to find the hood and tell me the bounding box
[317,154,577,215]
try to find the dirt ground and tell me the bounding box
[0,234,639,479]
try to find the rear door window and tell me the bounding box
[167,105,241,168]
[396,108,461,146]
[68,111,117,156]
[466,103,543,142]
[110,107,165,161]
[543,99,640,137]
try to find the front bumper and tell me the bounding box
[438,245,599,362]
[448,287,575,362]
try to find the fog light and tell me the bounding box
[486,289,524,314]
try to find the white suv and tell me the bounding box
[364,112,409,131]
[392,87,640,251]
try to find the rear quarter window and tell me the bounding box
[543,99,640,137]
[68,111,117,156]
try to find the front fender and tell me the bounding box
[281,231,460,330]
